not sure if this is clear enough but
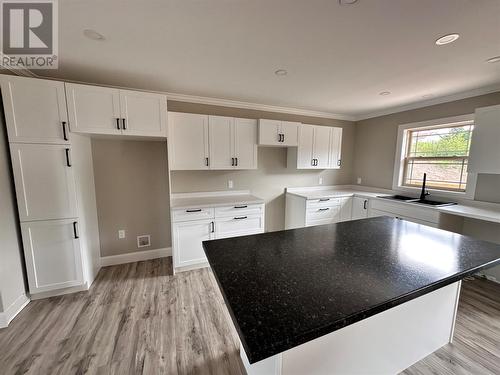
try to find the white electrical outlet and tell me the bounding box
[228,180,234,189]
[357,177,362,185]
[137,235,151,248]
[319,177,323,185]
[118,230,126,239]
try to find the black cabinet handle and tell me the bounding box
[73,221,79,239]
[234,205,248,209]
[319,198,330,202]
[235,157,238,166]
[234,216,248,220]
[122,118,127,130]
[65,148,71,167]
[116,118,121,130]
[186,209,202,213]
[62,121,68,141]
[231,157,234,166]
[318,208,330,211]
[282,134,285,143]
[210,221,215,233]
[205,157,209,167]
[363,200,368,210]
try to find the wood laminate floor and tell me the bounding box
[0,258,498,375]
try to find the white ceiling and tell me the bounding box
[33,0,500,119]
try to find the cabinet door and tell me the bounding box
[468,105,500,174]
[168,112,209,170]
[173,219,214,268]
[208,115,234,169]
[330,127,343,169]
[234,118,258,169]
[352,197,369,220]
[66,83,121,135]
[297,125,315,168]
[119,89,167,137]
[0,76,69,144]
[21,219,84,293]
[215,215,264,239]
[258,119,281,145]
[313,126,332,168]
[10,144,78,221]
[340,197,353,221]
[280,121,299,146]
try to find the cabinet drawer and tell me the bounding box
[215,203,264,218]
[371,199,439,223]
[307,197,343,209]
[172,207,214,222]
[306,205,341,222]
[215,214,264,239]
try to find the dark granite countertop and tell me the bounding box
[202,217,500,364]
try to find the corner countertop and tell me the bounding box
[170,190,264,210]
[203,217,500,364]
[286,185,500,224]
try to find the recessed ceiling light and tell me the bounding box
[486,56,500,63]
[275,69,288,76]
[339,0,358,5]
[379,91,391,96]
[83,29,105,41]
[435,34,460,45]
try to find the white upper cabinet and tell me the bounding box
[10,143,78,221]
[234,118,258,169]
[169,112,209,170]
[66,83,121,135]
[295,124,333,169]
[209,115,234,169]
[21,219,84,293]
[66,83,167,137]
[119,89,167,137]
[330,127,343,169]
[0,75,69,144]
[468,104,500,174]
[258,119,299,146]
[169,112,257,170]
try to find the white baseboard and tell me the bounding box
[0,293,30,329]
[100,247,171,267]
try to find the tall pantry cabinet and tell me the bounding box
[0,75,100,298]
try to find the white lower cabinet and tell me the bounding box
[173,219,215,268]
[21,219,84,293]
[172,202,265,271]
[352,197,369,220]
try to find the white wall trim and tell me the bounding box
[355,84,500,121]
[0,293,30,329]
[100,247,172,267]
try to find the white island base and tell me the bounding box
[240,281,461,375]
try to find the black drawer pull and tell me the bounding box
[73,221,79,239]
[65,148,72,167]
[234,216,248,220]
[318,208,330,211]
[319,198,330,202]
[186,209,202,213]
[234,205,248,209]
[62,121,68,141]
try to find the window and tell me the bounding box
[393,114,477,198]
[403,123,474,192]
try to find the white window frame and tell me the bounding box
[392,114,477,200]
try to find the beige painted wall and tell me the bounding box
[92,139,170,257]
[0,105,26,313]
[168,101,355,232]
[353,91,500,203]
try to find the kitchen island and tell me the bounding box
[203,217,500,374]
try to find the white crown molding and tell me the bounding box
[354,83,500,121]
[9,70,500,123]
